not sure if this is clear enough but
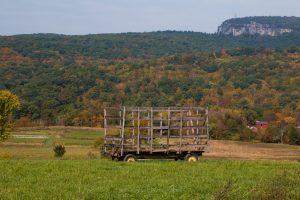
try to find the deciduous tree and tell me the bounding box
[0,90,20,141]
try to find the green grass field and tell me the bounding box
[6,128,102,146]
[0,127,103,159]
[1,127,300,199]
[0,160,299,200]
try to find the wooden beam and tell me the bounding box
[104,108,107,153]
[196,109,199,145]
[179,111,183,154]
[147,112,150,144]
[132,111,135,145]
[167,108,170,153]
[206,107,209,140]
[150,107,153,154]
[160,112,163,138]
[119,110,122,137]
[121,106,126,156]
[137,108,140,154]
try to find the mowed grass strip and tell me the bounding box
[0,145,101,159]
[5,128,102,146]
[62,130,102,140]
[0,160,299,200]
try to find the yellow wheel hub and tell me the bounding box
[127,157,136,162]
[188,156,197,162]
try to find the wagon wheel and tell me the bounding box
[184,154,198,162]
[123,154,137,162]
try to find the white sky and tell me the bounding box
[0,0,299,35]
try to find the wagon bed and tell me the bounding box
[104,107,209,161]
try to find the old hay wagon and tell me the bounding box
[104,107,209,161]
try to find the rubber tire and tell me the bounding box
[184,154,198,162]
[123,154,137,162]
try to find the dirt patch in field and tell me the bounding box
[203,140,300,161]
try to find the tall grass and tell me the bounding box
[0,160,299,199]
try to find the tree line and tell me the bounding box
[1,46,300,144]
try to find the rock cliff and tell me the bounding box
[218,16,300,37]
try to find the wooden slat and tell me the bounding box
[104,109,107,153]
[160,113,163,138]
[121,107,126,156]
[131,111,135,145]
[126,108,206,112]
[206,107,209,140]
[137,109,140,154]
[170,135,208,139]
[170,126,207,129]
[105,125,123,129]
[167,108,170,152]
[125,126,207,129]
[105,115,122,119]
[105,137,122,141]
[151,117,204,121]
[179,111,183,154]
[150,107,153,154]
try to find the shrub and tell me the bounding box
[53,144,66,157]
[0,152,13,160]
[261,126,280,143]
[94,137,104,148]
[240,128,255,142]
[87,151,97,159]
[289,126,300,145]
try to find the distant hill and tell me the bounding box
[1,30,300,60]
[218,16,300,36]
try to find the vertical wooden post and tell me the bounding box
[196,109,199,145]
[167,108,170,153]
[150,107,153,154]
[147,111,150,144]
[137,108,140,154]
[189,110,194,134]
[121,106,126,156]
[201,109,204,136]
[132,111,135,145]
[160,112,163,138]
[187,111,190,135]
[119,110,122,137]
[180,111,183,154]
[206,107,209,141]
[104,108,107,153]
[196,109,199,135]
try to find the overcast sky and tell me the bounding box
[0,0,299,35]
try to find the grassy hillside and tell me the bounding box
[0,160,299,199]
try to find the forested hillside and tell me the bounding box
[1,44,300,142]
[1,30,300,144]
[1,32,300,59]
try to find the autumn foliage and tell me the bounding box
[1,44,300,144]
[0,90,20,141]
